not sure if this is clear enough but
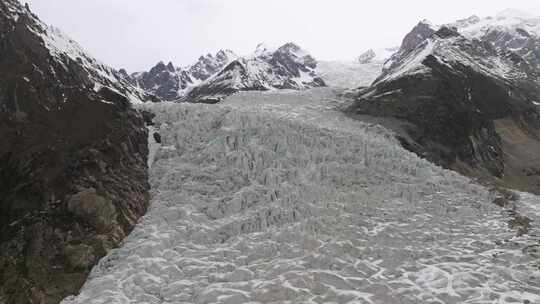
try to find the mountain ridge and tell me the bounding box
[131,42,326,102]
[346,20,540,194]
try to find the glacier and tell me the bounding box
[63,88,540,304]
[316,61,384,88]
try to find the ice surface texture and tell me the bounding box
[316,61,384,88]
[64,88,540,304]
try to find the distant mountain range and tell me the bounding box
[129,49,237,101]
[130,42,326,103]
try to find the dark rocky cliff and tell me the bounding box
[0,2,150,303]
[347,27,540,194]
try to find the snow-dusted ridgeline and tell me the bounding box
[63,88,540,304]
[133,43,326,103]
[452,9,540,39]
[17,7,150,103]
[183,43,325,103]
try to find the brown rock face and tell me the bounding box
[67,188,117,233]
[0,1,150,303]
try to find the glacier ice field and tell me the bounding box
[63,88,540,304]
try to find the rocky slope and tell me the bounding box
[0,1,150,303]
[346,23,540,194]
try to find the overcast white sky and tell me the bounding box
[23,0,540,72]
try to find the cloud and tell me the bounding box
[22,0,540,71]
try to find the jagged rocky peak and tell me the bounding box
[135,42,325,103]
[118,68,129,77]
[400,19,439,53]
[272,42,318,71]
[382,20,439,72]
[188,49,238,80]
[149,61,175,73]
[276,42,303,53]
[183,42,325,103]
[155,60,167,70]
[134,61,181,101]
[131,49,239,101]
[215,49,236,61]
[434,25,461,38]
[274,42,314,62]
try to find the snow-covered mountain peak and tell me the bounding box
[377,26,528,84]
[187,49,238,79]
[275,42,309,58]
[253,42,312,62]
[253,42,275,58]
[190,49,236,69]
[133,48,239,100]
[215,49,236,61]
[452,9,540,38]
[272,42,318,73]
[134,41,324,102]
[183,42,325,103]
[382,19,439,72]
[447,9,540,69]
